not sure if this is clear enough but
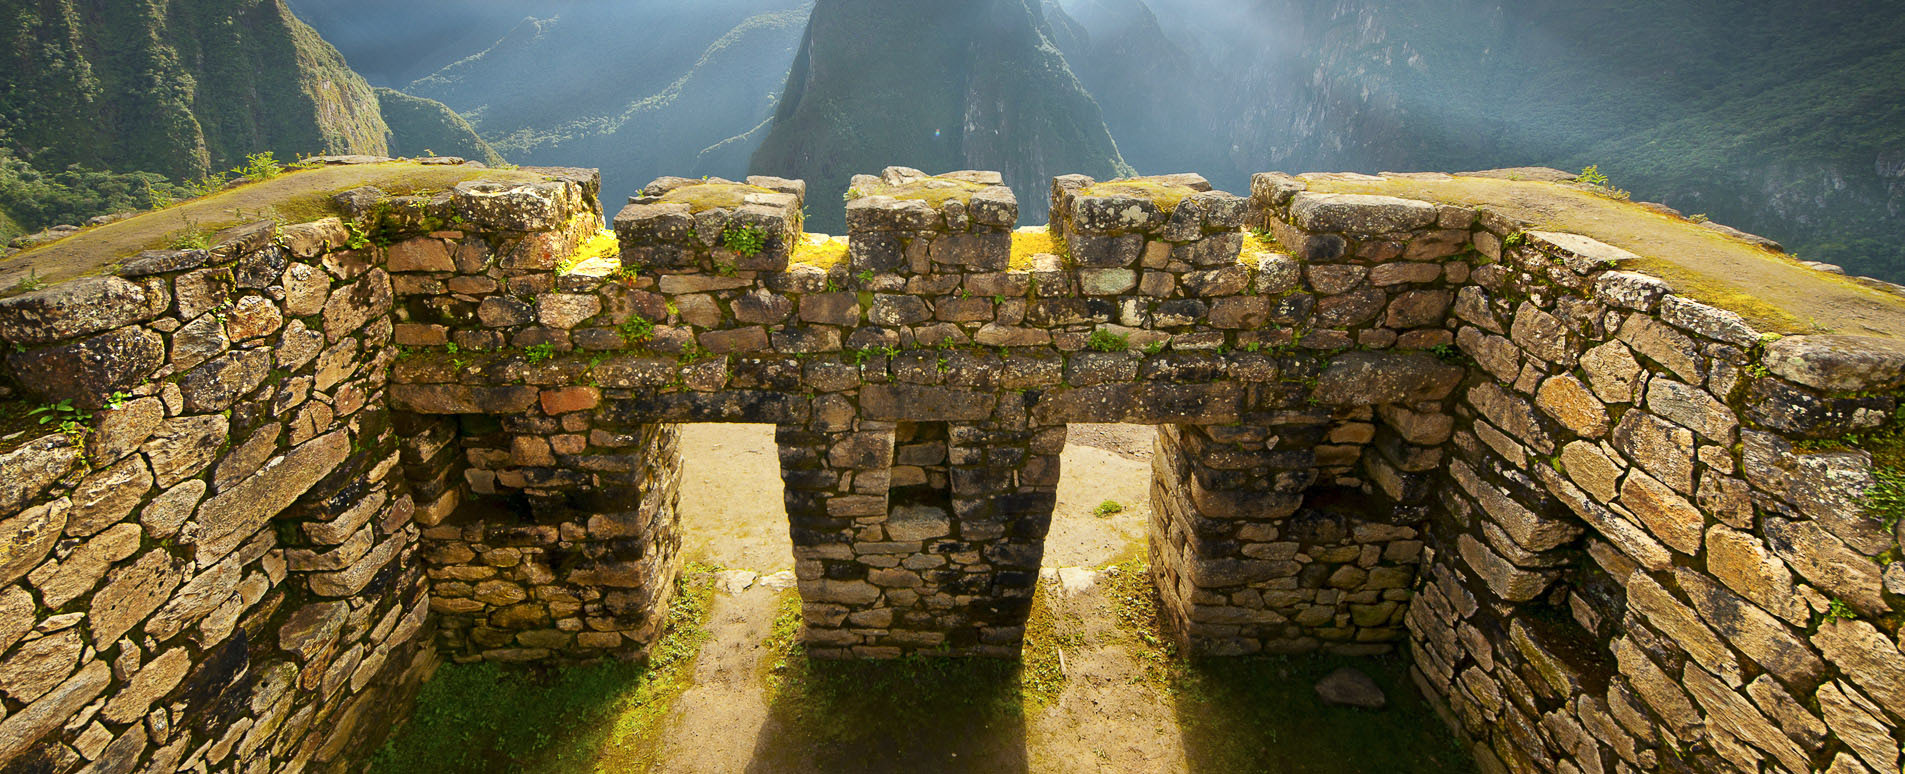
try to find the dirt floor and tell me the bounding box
[655,424,1467,774]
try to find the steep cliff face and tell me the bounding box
[751,0,1128,230]
[376,0,811,210]
[373,88,504,166]
[1045,0,1228,181]
[1110,0,1905,280]
[0,0,390,181]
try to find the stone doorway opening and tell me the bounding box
[675,423,793,573]
[1046,423,1157,570]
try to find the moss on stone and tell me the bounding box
[855,177,991,210]
[1239,229,1278,269]
[0,162,548,291]
[558,229,622,276]
[1304,174,1905,339]
[1079,179,1197,214]
[657,182,778,213]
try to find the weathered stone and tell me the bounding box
[174,267,234,319]
[224,295,283,342]
[1539,465,1671,571]
[1612,636,1700,737]
[1536,375,1610,438]
[1813,618,1905,715]
[1816,680,1899,774]
[322,268,393,341]
[1611,411,1695,495]
[142,413,228,487]
[1290,193,1437,234]
[1453,460,1581,552]
[1672,568,1824,687]
[87,396,163,464]
[8,325,165,407]
[0,433,78,514]
[282,263,332,318]
[1458,533,1553,602]
[143,557,241,641]
[1,498,68,586]
[0,276,168,345]
[0,587,32,653]
[32,522,141,608]
[169,314,228,371]
[1705,525,1807,626]
[65,455,152,537]
[277,318,324,370]
[1618,471,1704,555]
[0,659,109,761]
[1559,441,1622,502]
[0,627,81,702]
[1681,663,1811,773]
[391,384,541,414]
[387,238,455,272]
[177,347,271,413]
[1510,302,1575,364]
[1591,271,1671,311]
[1315,667,1386,709]
[1764,517,1887,617]
[89,549,187,645]
[1579,341,1643,404]
[1626,571,1742,686]
[1619,314,1704,383]
[193,431,349,562]
[1469,382,1555,454]
[1742,431,1889,554]
[1313,352,1464,406]
[1763,335,1905,394]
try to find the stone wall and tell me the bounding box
[4,156,1903,772]
[0,159,597,771]
[1253,173,1905,774]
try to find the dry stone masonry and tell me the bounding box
[0,156,1900,773]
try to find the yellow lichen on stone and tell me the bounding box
[1079,179,1197,214]
[658,182,777,213]
[791,233,849,269]
[1011,228,1057,271]
[559,229,622,276]
[1239,229,1278,269]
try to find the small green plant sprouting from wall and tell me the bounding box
[1429,343,1474,367]
[525,344,558,364]
[1820,598,1858,625]
[619,315,656,345]
[1502,231,1528,248]
[843,187,865,203]
[9,270,45,293]
[29,399,89,427]
[1087,329,1131,353]
[722,224,769,258]
[1093,500,1125,518]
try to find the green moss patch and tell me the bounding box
[0,162,548,292]
[1303,174,1905,339]
[1079,179,1198,214]
[656,182,776,213]
[850,177,990,209]
[369,565,717,773]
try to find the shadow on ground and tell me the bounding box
[743,652,1029,773]
[1173,652,1472,774]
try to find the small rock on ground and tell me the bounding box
[1315,667,1386,709]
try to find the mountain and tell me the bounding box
[751,0,1130,230]
[1076,0,1905,282]
[333,1,814,211]
[0,0,389,182]
[279,0,533,87]
[374,88,504,166]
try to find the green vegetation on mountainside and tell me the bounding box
[0,0,389,182]
[750,0,1129,231]
[374,88,505,166]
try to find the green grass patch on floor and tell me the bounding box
[370,563,717,774]
[1099,559,1473,774]
[752,591,1033,770]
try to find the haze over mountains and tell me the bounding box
[3,0,1899,281]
